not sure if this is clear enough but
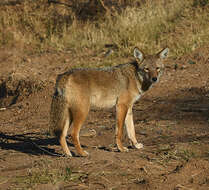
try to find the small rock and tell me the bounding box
[80,128,96,137]
[188,60,196,65]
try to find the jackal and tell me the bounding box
[50,47,169,157]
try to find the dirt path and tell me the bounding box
[0,47,209,190]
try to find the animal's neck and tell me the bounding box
[141,79,152,91]
[136,69,152,92]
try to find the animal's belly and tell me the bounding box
[90,93,117,108]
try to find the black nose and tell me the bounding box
[152,77,157,82]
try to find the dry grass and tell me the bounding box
[13,161,87,189]
[0,0,209,61]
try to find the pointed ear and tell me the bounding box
[134,47,144,62]
[158,47,169,59]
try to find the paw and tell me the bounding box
[64,151,73,157]
[84,150,89,156]
[79,150,89,157]
[134,143,143,149]
[118,146,129,152]
[123,147,129,152]
[65,153,73,157]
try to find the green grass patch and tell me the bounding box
[13,166,87,189]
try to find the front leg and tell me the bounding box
[115,103,129,152]
[125,106,143,149]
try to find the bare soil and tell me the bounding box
[0,47,209,190]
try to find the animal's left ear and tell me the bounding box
[158,47,169,59]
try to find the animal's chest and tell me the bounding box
[134,94,142,102]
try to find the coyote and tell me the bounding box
[50,47,169,157]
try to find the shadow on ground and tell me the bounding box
[0,132,63,156]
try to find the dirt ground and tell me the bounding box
[0,46,209,190]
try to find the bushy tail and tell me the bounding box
[49,88,70,138]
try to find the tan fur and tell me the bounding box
[50,47,169,157]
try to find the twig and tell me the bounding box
[101,176,111,184]
[175,184,193,190]
[142,166,149,175]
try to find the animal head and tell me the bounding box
[134,47,169,83]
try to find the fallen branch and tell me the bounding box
[0,0,24,6]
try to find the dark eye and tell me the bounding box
[156,67,161,72]
[144,68,149,72]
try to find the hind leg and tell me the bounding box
[70,107,89,157]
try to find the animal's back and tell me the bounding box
[56,66,132,109]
